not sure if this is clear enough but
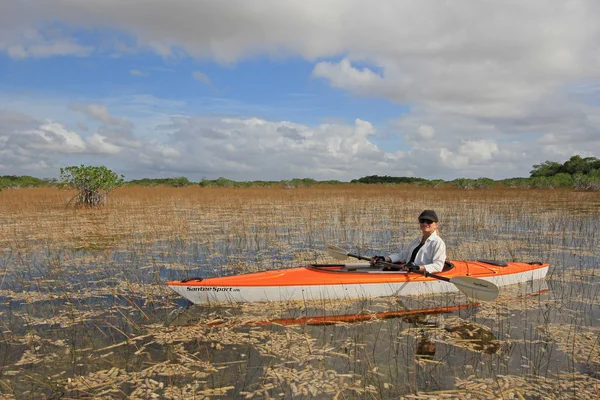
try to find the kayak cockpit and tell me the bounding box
[308,264,412,274]
[308,260,456,273]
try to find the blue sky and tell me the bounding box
[1,51,404,127]
[1,0,599,181]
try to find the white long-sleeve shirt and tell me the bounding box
[388,231,446,273]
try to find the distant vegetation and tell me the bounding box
[447,155,600,190]
[351,175,434,185]
[127,177,193,187]
[530,155,600,177]
[0,175,53,188]
[525,155,600,191]
[124,177,343,188]
[349,156,600,190]
[0,155,599,192]
[0,175,55,192]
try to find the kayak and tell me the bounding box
[167,260,549,304]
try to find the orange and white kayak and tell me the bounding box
[167,260,549,304]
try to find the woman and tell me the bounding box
[372,210,446,274]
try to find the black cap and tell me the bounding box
[419,210,439,222]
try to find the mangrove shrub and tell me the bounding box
[59,165,124,206]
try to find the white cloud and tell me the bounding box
[1,1,600,179]
[96,126,141,149]
[148,42,174,58]
[70,104,132,128]
[0,111,128,175]
[0,109,40,130]
[6,40,92,59]
[440,148,468,170]
[134,115,389,180]
[1,25,92,59]
[7,120,123,157]
[418,125,435,140]
[87,133,122,154]
[24,121,86,153]
[0,100,596,180]
[458,140,498,162]
[312,59,385,94]
[192,71,211,85]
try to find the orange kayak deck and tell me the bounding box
[168,260,549,287]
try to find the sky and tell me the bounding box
[1,0,600,182]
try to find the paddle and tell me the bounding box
[325,245,499,302]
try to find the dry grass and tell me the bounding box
[0,185,599,399]
[2,185,597,255]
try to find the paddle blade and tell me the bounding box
[326,244,351,260]
[449,276,499,302]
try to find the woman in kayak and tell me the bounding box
[371,209,446,274]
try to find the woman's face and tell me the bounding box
[419,218,438,234]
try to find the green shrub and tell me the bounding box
[500,178,531,188]
[547,173,574,188]
[573,174,600,191]
[450,178,494,189]
[59,165,124,206]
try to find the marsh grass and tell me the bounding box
[0,186,599,399]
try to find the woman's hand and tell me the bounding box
[370,256,386,266]
[403,262,421,272]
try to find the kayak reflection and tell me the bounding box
[168,301,477,328]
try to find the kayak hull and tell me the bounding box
[168,261,549,304]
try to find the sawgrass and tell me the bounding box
[0,185,598,399]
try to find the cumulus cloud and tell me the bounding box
[312,59,385,95]
[4,120,128,155]
[20,121,86,153]
[86,133,120,154]
[459,140,499,162]
[96,126,141,149]
[1,103,396,180]
[1,0,600,179]
[0,102,590,180]
[0,111,129,176]
[0,109,40,131]
[23,1,593,136]
[141,116,390,180]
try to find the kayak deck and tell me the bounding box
[169,260,547,287]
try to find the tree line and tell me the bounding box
[1,155,598,206]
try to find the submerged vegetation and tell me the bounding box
[0,185,599,398]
